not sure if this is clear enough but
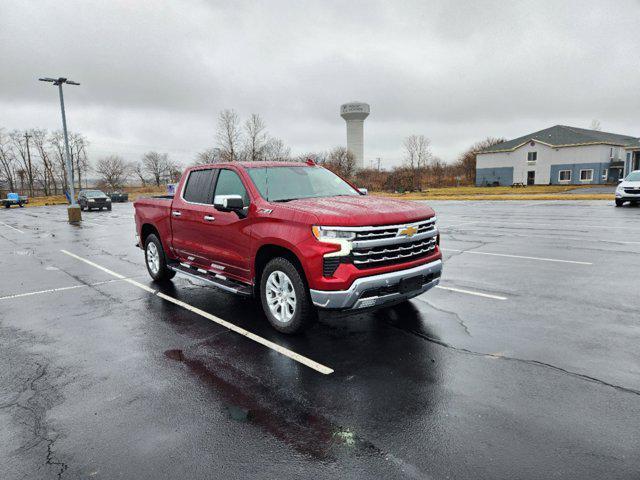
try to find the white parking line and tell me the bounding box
[0,221,24,234]
[60,249,334,375]
[0,279,122,301]
[435,285,507,300]
[443,248,592,265]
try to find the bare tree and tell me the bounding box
[142,151,170,186]
[590,119,602,131]
[262,137,291,162]
[69,133,90,189]
[0,129,17,192]
[194,147,221,165]
[95,155,130,190]
[133,162,148,186]
[243,113,268,161]
[30,129,56,195]
[49,130,69,192]
[323,146,356,179]
[403,134,432,190]
[10,130,35,196]
[454,136,506,185]
[216,109,242,162]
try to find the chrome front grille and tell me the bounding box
[352,237,437,268]
[349,218,438,269]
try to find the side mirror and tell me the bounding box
[358,188,368,195]
[214,194,245,211]
[618,178,625,183]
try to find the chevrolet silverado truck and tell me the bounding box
[134,161,442,333]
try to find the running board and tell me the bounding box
[168,263,253,296]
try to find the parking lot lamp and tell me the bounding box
[39,76,82,223]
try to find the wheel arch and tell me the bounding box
[254,243,308,294]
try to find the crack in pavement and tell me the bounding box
[3,360,68,479]
[389,322,640,398]
[414,297,471,336]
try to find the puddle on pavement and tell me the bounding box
[164,347,382,460]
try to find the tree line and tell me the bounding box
[0,128,89,196]
[1,111,504,196]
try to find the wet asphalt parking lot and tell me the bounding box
[1,200,639,479]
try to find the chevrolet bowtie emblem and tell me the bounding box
[399,225,418,237]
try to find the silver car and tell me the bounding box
[615,170,640,207]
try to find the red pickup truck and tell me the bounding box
[134,161,442,333]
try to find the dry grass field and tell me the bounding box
[377,185,611,201]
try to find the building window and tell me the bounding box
[602,168,608,181]
[527,151,537,163]
[580,169,594,182]
[627,152,632,161]
[558,170,571,182]
[610,147,614,159]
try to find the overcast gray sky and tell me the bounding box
[1,0,639,168]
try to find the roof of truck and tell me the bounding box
[193,161,312,169]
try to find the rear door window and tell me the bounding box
[182,169,216,204]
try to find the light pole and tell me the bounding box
[39,76,81,223]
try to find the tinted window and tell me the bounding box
[214,169,249,206]
[247,166,358,202]
[183,169,215,203]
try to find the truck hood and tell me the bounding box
[275,195,435,226]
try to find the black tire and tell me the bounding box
[144,233,176,282]
[18,203,24,208]
[259,257,315,334]
[107,205,112,211]
[615,199,624,207]
[4,203,9,208]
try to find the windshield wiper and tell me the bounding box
[271,198,298,203]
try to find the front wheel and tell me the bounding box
[260,257,315,334]
[615,199,624,207]
[144,233,176,282]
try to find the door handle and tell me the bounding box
[171,211,181,217]
[203,215,215,222]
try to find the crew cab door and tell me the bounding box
[169,167,217,268]
[205,168,253,282]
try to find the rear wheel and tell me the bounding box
[144,233,176,282]
[615,199,624,207]
[260,257,315,334]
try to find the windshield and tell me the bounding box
[247,166,359,202]
[85,190,106,197]
[625,171,640,182]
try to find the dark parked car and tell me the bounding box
[108,191,129,202]
[78,189,112,211]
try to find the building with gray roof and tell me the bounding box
[476,125,640,186]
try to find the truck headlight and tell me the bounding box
[106,197,111,202]
[311,226,354,257]
[311,226,356,241]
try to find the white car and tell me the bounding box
[615,170,640,207]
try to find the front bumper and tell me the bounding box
[309,258,442,310]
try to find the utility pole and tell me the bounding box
[376,157,381,172]
[39,76,81,223]
[24,132,33,196]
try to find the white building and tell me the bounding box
[476,125,640,186]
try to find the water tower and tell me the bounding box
[340,102,370,169]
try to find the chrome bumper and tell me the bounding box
[309,259,442,310]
